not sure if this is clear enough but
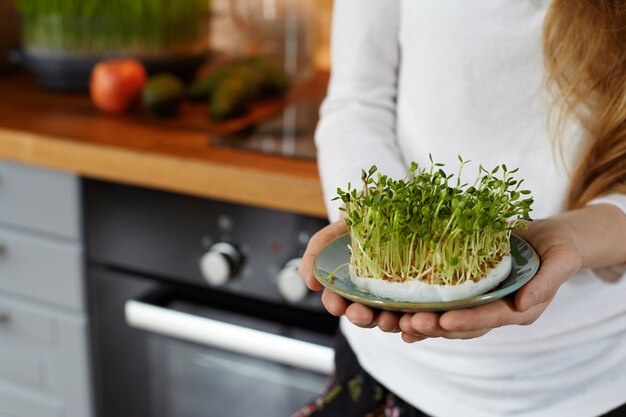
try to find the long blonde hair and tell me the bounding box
[543,0,626,209]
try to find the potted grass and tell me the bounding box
[17,0,211,90]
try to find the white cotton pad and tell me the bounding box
[349,255,512,302]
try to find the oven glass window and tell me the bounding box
[147,336,328,417]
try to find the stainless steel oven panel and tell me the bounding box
[84,179,329,310]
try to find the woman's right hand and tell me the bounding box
[298,220,404,333]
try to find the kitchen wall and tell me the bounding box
[315,0,333,70]
[210,0,333,71]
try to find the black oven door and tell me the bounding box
[89,267,337,417]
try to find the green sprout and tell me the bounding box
[333,156,533,286]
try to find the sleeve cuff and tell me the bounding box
[586,193,626,215]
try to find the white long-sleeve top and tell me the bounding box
[315,1,626,416]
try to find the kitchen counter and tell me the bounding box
[0,72,328,218]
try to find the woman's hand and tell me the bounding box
[397,217,584,342]
[299,219,422,333]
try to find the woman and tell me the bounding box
[297,1,626,416]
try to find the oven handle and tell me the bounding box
[125,300,335,376]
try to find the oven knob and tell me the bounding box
[200,243,242,286]
[277,258,309,303]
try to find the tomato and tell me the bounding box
[90,58,147,113]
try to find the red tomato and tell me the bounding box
[90,58,148,113]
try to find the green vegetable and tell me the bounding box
[210,66,265,120]
[188,57,291,118]
[239,57,290,95]
[188,67,231,102]
[189,57,289,103]
[334,156,533,286]
[143,73,185,117]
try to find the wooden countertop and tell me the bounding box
[0,72,328,218]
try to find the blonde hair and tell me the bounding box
[543,0,626,209]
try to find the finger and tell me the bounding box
[376,310,401,333]
[399,313,433,341]
[299,221,347,291]
[345,303,377,328]
[409,311,491,339]
[401,332,426,343]
[439,299,517,332]
[398,313,433,341]
[513,220,582,311]
[515,246,580,311]
[399,313,415,333]
[400,327,490,341]
[398,312,445,338]
[321,289,349,316]
[427,329,491,340]
[439,298,549,332]
[409,312,443,336]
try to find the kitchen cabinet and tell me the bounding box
[0,161,80,240]
[0,160,93,417]
[0,228,83,310]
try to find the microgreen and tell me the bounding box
[333,156,533,285]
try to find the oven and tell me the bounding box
[84,179,337,417]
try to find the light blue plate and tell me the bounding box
[313,234,540,312]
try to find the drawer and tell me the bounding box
[0,384,63,417]
[0,292,55,347]
[0,293,93,417]
[0,226,83,311]
[0,160,80,240]
[0,344,46,391]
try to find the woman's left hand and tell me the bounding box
[394,218,584,342]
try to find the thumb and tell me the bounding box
[515,247,580,311]
[299,220,347,291]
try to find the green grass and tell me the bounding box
[18,0,211,55]
[335,156,534,286]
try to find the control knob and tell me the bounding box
[200,243,242,286]
[277,258,309,303]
